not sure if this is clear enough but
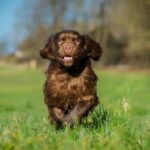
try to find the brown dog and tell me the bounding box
[40,30,102,128]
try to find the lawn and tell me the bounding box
[0,65,150,150]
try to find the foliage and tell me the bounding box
[109,0,150,66]
[15,0,150,67]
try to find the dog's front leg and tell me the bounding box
[64,97,98,127]
[48,107,64,128]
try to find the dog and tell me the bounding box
[40,30,102,128]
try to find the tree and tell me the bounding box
[124,0,150,66]
[0,40,7,55]
[15,0,150,67]
[108,0,150,66]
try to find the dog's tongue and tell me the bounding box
[63,56,72,61]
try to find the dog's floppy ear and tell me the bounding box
[83,35,102,61]
[40,34,56,59]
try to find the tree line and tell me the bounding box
[16,0,150,67]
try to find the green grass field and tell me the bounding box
[0,65,150,150]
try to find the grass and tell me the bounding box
[0,65,150,150]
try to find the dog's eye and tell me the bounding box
[58,37,65,44]
[71,37,76,42]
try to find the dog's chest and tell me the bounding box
[46,68,96,100]
[48,73,86,98]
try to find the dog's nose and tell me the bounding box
[64,45,72,52]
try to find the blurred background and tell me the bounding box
[0,1,150,149]
[0,0,150,69]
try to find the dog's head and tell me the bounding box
[40,30,102,67]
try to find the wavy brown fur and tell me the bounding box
[40,30,102,128]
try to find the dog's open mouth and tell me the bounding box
[61,56,74,67]
[63,56,73,62]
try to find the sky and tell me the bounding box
[0,0,23,38]
[0,0,24,53]
[0,0,101,53]
[0,0,99,39]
